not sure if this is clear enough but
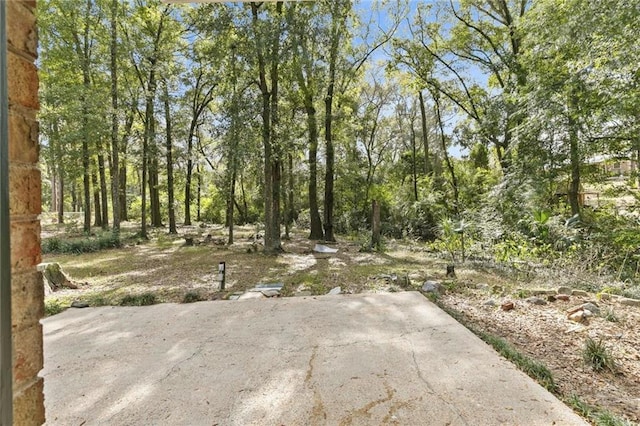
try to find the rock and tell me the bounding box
[421,281,441,293]
[566,305,584,315]
[581,302,600,315]
[557,286,573,295]
[475,283,490,291]
[526,297,547,306]
[70,301,89,308]
[261,289,280,298]
[599,293,611,301]
[556,294,570,301]
[547,295,557,302]
[328,286,342,295]
[237,292,265,300]
[483,299,497,307]
[619,297,640,307]
[571,290,589,297]
[501,301,515,311]
[568,310,587,323]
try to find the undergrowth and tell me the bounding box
[42,231,123,254]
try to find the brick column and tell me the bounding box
[6,1,45,424]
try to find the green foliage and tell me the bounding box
[565,394,633,426]
[42,232,122,254]
[44,299,66,316]
[583,337,617,373]
[601,307,619,323]
[182,291,204,303]
[119,293,159,307]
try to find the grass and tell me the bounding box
[182,291,204,303]
[119,293,159,306]
[602,307,619,323]
[565,394,634,426]
[44,299,66,316]
[42,231,123,254]
[583,337,617,373]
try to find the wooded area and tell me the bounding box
[38,0,640,285]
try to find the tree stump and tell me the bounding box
[446,264,456,278]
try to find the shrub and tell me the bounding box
[120,293,158,306]
[182,291,204,303]
[583,337,617,373]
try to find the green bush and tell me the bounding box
[44,299,66,316]
[120,293,158,306]
[583,337,617,373]
[42,232,122,254]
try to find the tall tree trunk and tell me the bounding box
[306,101,323,239]
[150,156,162,227]
[252,2,283,253]
[196,164,202,222]
[568,105,581,217]
[185,131,194,226]
[71,181,78,213]
[92,166,102,227]
[164,82,177,234]
[418,91,431,175]
[288,153,294,234]
[97,138,109,229]
[119,109,133,222]
[58,173,64,224]
[110,0,120,231]
[323,3,344,242]
[410,119,418,202]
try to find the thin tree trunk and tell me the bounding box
[306,101,323,239]
[92,166,102,227]
[97,138,109,229]
[164,81,177,234]
[197,164,202,222]
[110,0,120,231]
[410,119,418,202]
[185,131,194,225]
[568,117,581,216]
[58,173,64,224]
[119,109,133,222]
[419,91,430,175]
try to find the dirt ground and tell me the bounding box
[42,223,640,425]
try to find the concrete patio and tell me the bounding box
[42,292,587,425]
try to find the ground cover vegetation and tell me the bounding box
[38,0,640,424]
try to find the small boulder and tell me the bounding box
[557,286,573,295]
[261,289,280,298]
[421,281,441,293]
[568,310,588,324]
[501,301,515,311]
[328,286,342,295]
[572,289,589,297]
[556,294,570,302]
[483,299,497,307]
[526,297,547,306]
[581,302,600,315]
[70,301,89,308]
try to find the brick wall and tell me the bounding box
[6,1,45,424]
